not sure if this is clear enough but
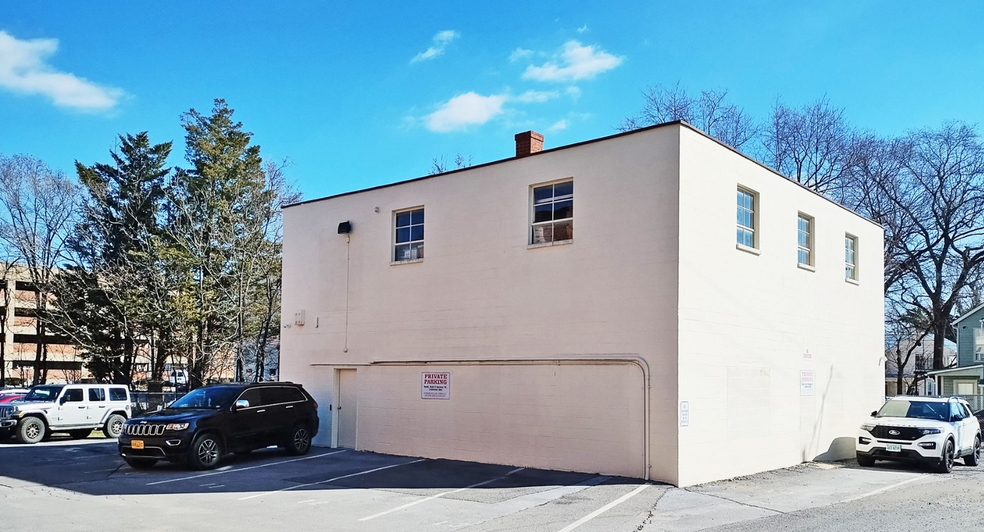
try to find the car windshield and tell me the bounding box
[876,400,948,421]
[21,385,64,402]
[169,387,239,409]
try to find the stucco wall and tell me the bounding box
[675,128,886,486]
[281,126,682,483]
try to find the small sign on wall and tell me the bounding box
[421,372,451,399]
[680,400,690,427]
[800,370,815,396]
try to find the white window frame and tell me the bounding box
[845,233,858,282]
[393,207,424,263]
[975,327,984,362]
[529,178,574,246]
[797,213,814,267]
[736,186,758,251]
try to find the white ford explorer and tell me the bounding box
[857,396,981,473]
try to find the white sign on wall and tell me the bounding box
[680,400,690,427]
[421,372,451,399]
[800,370,815,396]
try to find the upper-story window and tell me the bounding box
[797,214,814,266]
[736,187,756,248]
[845,234,858,280]
[975,326,984,362]
[531,180,573,245]
[394,208,424,262]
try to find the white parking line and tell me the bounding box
[556,483,651,532]
[358,467,525,521]
[839,474,926,503]
[146,450,346,486]
[238,458,427,501]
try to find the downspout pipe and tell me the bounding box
[366,356,652,481]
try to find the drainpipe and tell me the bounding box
[367,356,652,481]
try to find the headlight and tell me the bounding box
[165,423,189,431]
[919,428,941,435]
[860,423,876,431]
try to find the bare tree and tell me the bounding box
[762,97,853,195]
[0,155,77,384]
[429,153,472,175]
[618,83,757,149]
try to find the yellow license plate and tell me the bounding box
[131,440,144,450]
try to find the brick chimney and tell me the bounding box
[515,131,544,157]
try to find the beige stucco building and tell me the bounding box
[280,122,885,487]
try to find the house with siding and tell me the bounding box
[930,306,984,406]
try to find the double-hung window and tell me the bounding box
[797,214,813,266]
[736,187,756,248]
[394,208,424,261]
[531,180,573,245]
[845,234,858,281]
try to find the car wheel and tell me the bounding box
[936,439,955,473]
[965,436,981,466]
[104,414,126,439]
[69,429,92,440]
[16,417,45,444]
[284,424,312,456]
[124,457,158,469]
[187,433,223,470]
[856,453,875,467]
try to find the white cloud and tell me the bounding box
[512,90,559,103]
[425,92,507,132]
[565,86,582,101]
[577,24,589,33]
[522,40,623,82]
[547,120,568,132]
[0,31,124,111]
[509,47,534,62]
[411,30,460,64]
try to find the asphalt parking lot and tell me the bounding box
[2,437,984,532]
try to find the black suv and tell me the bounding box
[118,382,319,470]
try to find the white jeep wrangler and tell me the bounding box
[0,384,132,444]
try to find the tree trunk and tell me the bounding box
[933,321,946,370]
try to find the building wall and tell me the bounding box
[674,128,885,486]
[281,126,682,482]
[956,309,984,367]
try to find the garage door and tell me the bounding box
[356,363,646,478]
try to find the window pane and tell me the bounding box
[410,242,423,259]
[395,244,410,261]
[798,231,808,248]
[553,220,573,241]
[554,200,573,220]
[88,388,105,402]
[532,224,553,244]
[798,249,809,264]
[396,212,411,227]
[410,225,424,241]
[396,227,411,243]
[554,181,573,199]
[411,209,424,224]
[534,203,552,223]
[533,185,553,204]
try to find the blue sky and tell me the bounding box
[1,1,982,201]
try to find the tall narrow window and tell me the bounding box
[797,214,813,266]
[531,180,573,245]
[394,208,424,261]
[736,187,756,248]
[845,234,858,280]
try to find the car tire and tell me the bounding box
[856,453,875,467]
[965,436,981,466]
[104,414,126,439]
[935,439,955,473]
[187,433,223,470]
[69,429,92,440]
[16,417,45,444]
[283,424,312,456]
[124,457,158,469]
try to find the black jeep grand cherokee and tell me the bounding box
[119,382,319,470]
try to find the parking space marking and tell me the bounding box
[358,467,525,521]
[556,483,651,532]
[146,449,347,486]
[839,474,926,503]
[238,458,427,501]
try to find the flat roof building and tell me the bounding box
[280,121,885,486]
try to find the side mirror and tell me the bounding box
[59,396,69,405]
[234,399,249,410]
[870,411,878,417]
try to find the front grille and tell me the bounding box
[125,423,166,436]
[871,425,924,441]
[0,406,12,419]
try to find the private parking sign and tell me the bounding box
[421,372,451,399]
